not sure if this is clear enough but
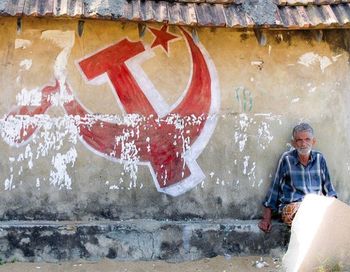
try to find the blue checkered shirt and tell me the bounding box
[263,149,337,213]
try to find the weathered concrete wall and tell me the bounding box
[0,220,289,262]
[0,17,350,222]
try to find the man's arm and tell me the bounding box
[258,153,287,232]
[321,156,337,197]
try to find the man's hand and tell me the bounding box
[258,207,272,232]
[258,218,272,232]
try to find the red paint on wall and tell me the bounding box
[7,27,213,190]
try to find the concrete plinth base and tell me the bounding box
[0,220,289,262]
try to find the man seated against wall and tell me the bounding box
[258,123,337,232]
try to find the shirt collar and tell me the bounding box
[292,149,315,165]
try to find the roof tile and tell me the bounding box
[296,6,312,26]
[168,2,189,25]
[332,3,350,25]
[23,0,55,16]
[305,5,325,26]
[223,5,245,27]
[54,0,83,17]
[1,0,350,28]
[5,0,26,16]
[320,4,340,24]
[195,3,226,26]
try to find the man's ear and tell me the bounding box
[312,138,316,146]
[291,139,296,148]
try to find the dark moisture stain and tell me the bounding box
[7,231,20,246]
[282,31,292,46]
[271,29,350,54]
[240,33,249,42]
[223,242,241,254]
[106,248,117,259]
[1,209,69,221]
[195,230,203,238]
[167,211,204,221]
[297,30,315,45]
[100,208,114,219]
[160,224,182,232]
[0,223,291,261]
[216,197,223,207]
[21,245,35,257]
[159,241,182,259]
[324,29,350,59]
[274,33,283,44]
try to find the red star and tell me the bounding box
[148,25,178,53]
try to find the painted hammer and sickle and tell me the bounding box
[6,27,219,196]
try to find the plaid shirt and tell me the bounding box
[263,149,337,213]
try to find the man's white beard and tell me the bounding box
[297,147,311,156]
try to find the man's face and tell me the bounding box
[292,131,316,156]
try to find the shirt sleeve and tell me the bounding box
[263,154,286,212]
[320,156,337,198]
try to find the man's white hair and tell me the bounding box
[292,123,314,140]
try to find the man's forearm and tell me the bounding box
[262,207,272,220]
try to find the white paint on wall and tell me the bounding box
[257,121,273,150]
[309,87,316,93]
[40,30,75,106]
[319,56,332,73]
[4,174,14,190]
[25,144,34,169]
[1,115,80,190]
[332,54,343,62]
[298,52,332,73]
[243,155,249,175]
[36,178,40,188]
[247,161,256,182]
[251,61,263,66]
[291,97,300,103]
[16,87,42,106]
[298,52,319,67]
[49,147,77,190]
[234,114,251,152]
[127,47,169,117]
[20,59,32,70]
[15,39,32,49]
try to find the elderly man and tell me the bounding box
[259,123,337,232]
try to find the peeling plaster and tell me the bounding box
[15,39,32,49]
[257,121,273,150]
[50,147,77,190]
[16,88,41,106]
[40,30,75,105]
[19,59,32,70]
[298,52,333,73]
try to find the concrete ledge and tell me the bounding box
[0,220,289,262]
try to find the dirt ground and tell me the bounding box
[0,256,282,272]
